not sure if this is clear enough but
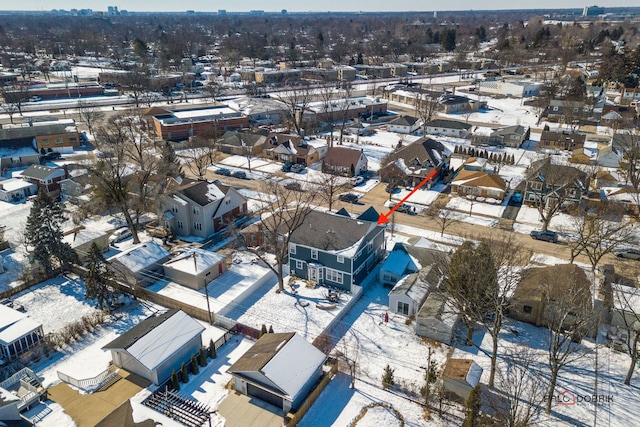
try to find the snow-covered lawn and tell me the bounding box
[0,199,31,246]
[446,196,506,218]
[0,249,25,292]
[13,275,99,334]
[515,205,576,232]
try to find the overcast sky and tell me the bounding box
[5,1,639,13]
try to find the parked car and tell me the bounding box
[281,162,293,172]
[615,249,640,260]
[351,176,365,186]
[339,193,359,203]
[29,96,42,102]
[43,152,62,161]
[232,170,248,179]
[390,203,416,215]
[291,164,305,173]
[109,227,132,245]
[530,230,559,243]
[215,168,231,176]
[284,182,303,191]
[511,192,523,203]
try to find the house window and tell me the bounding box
[523,305,533,314]
[530,182,542,190]
[194,222,202,230]
[311,249,318,260]
[177,221,183,229]
[55,138,63,144]
[397,301,410,316]
[337,255,344,263]
[289,244,296,255]
[325,268,343,284]
[193,207,199,215]
[296,260,304,270]
[383,273,393,282]
[172,205,178,213]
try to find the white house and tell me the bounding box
[425,119,472,138]
[0,305,45,362]
[322,146,368,177]
[441,358,483,401]
[388,264,445,317]
[0,177,37,203]
[228,332,326,413]
[387,115,422,134]
[162,248,227,290]
[110,241,170,286]
[102,309,205,385]
[415,291,460,345]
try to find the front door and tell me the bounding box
[309,265,318,282]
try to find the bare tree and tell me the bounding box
[334,328,361,389]
[426,198,457,237]
[538,266,593,414]
[176,126,220,180]
[237,180,317,292]
[617,132,640,213]
[77,100,105,136]
[274,81,314,135]
[610,265,640,385]
[415,92,440,136]
[318,85,339,146]
[337,82,354,144]
[488,346,547,427]
[314,174,350,212]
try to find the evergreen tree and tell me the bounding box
[462,385,482,427]
[180,362,189,383]
[382,364,395,389]
[158,141,183,178]
[260,324,267,337]
[441,28,457,52]
[268,325,274,334]
[198,347,207,367]
[190,354,199,374]
[209,338,217,359]
[24,191,77,272]
[85,242,118,311]
[170,370,180,391]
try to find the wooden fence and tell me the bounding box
[0,267,61,300]
[285,362,339,427]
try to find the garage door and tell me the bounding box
[247,383,283,409]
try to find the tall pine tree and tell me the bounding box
[85,242,118,311]
[24,191,77,272]
[158,141,183,178]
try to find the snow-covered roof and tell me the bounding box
[0,305,42,346]
[0,177,36,192]
[111,241,170,274]
[163,248,225,275]
[612,283,640,314]
[102,309,204,372]
[229,332,326,400]
[62,228,108,248]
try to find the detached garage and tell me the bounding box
[228,332,326,414]
[102,309,204,385]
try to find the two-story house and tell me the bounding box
[288,207,385,293]
[472,125,529,148]
[523,159,588,208]
[157,178,248,239]
[322,147,368,177]
[379,137,451,189]
[19,164,69,196]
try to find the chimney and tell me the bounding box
[452,86,456,96]
[62,164,69,178]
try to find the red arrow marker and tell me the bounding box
[377,169,438,225]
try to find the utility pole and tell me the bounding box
[422,346,434,407]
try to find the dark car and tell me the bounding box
[339,193,359,203]
[281,162,293,172]
[284,182,303,191]
[530,230,559,243]
[232,170,248,179]
[291,163,306,173]
[43,152,62,161]
[215,168,231,176]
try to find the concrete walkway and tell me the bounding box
[47,370,150,427]
[218,391,284,427]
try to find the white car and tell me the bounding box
[350,176,364,186]
[109,227,132,245]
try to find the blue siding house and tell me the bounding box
[288,207,385,292]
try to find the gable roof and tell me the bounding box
[356,206,380,223]
[540,130,586,145]
[228,332,326,400]
[102,309,204,371]
[526,158,587,187]
[452,170,506,191]
[492,124,526,136]
[163,248,225,275]
[178,180,226,207]
[21,164,63,181]
[323,147,365,168]
[290,209,380,256]
[513,263,592,306]
[425,119,472,130]
[384,137,449,170]
[218,130,268,148]
[111,241,170,274]
[441,358,482,387]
